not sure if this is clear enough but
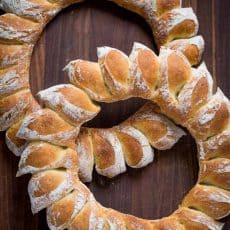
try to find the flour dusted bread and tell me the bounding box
[74,102,184,182]
[0,43,32,69]
[17,141,79,176]
[91,128,127,178]
[0,0,229,229]
[17,108,79,148]
[47,182,93,230]
[0,0,59,22]
[75,128,94,182]
[37,84,100,126]
[124,102,185,150]
[182,184,230,220]
[114,125,153,168]
[166,36,205,66]
[66,42,202,104]
[98,47,130,98]
[0,89,32,130]
[5,96,40,155]
[28,169,78,214]
[111,0,199,48]
[0,13,42,43]
[171,207,224,229]
[199,158,230,191]
[177,62,214,120]
[187,89,230,140]
[153,7,198,47]
[66,60,112,102]
[198,128,230,160]
[20,43,229,229]
[129,42,159,99]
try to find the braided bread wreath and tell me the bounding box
[0,0,230,229]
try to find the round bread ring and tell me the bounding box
[0,0,229,230]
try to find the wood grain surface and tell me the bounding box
[0,0,230,229]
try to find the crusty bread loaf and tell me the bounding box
[17,88,185,182]
[14,43,230,229]
[0,0,229,229]
[66,39,204,103]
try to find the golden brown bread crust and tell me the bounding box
[129,43,159,99]
[0,13,42,44]
[166,36,205,66]
[66,60,112,102]
[0,65,30,98]
[0,0,229,229]
[75,128,94,182]
[37,84,100,126]
[199,158,230,191]
[182,184,230,220]
[123,102,185,150]
[152,217,185,230]
[114,126,152,167]
[17,108,80,148]
[32,40,230,228]
[0,0,60,22]
[172,207,224,229]
[0,89,34,130]
[28,169,79,214]
[72,102,184,182]
[5,119,28,155]
[198,130,230,160]
[98,48,130,98]
[154,8,198,47]
[187,89,230,140]
[17,141,79,176]
[123,215,153,230]
[47,181,93,230]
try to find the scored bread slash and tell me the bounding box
[91,128,127,178]
[37,84,100,126]
[16,108,80,149]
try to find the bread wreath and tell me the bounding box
[0,0,229,229]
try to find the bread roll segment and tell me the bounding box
[28,169,78,214]
[172,207,224,229]
[91,128,127,178]
[37,84,100,126]
[124,102,186,150]
[47,181,93,230]
[0,0,229,229]
[75,128,94,183]
[199,158,230,191]
[154,7,199,47]
[182,184,230,220]
[5,96,40,156]
[66,60,112,102]
[17,141,79,176]
[0,0,60,22]
[0,89,33,131]
[16,108,80,148]
[178,62,213,120]
[165,36,205,65]
[114,125,154,168]
[0,13,42,43]
[129,42,159,99]
[187,89,230,140]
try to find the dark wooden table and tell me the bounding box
[0,0,229,229]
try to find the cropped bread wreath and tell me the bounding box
[0,0,229,229]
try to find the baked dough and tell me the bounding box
[0,0,229,229]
